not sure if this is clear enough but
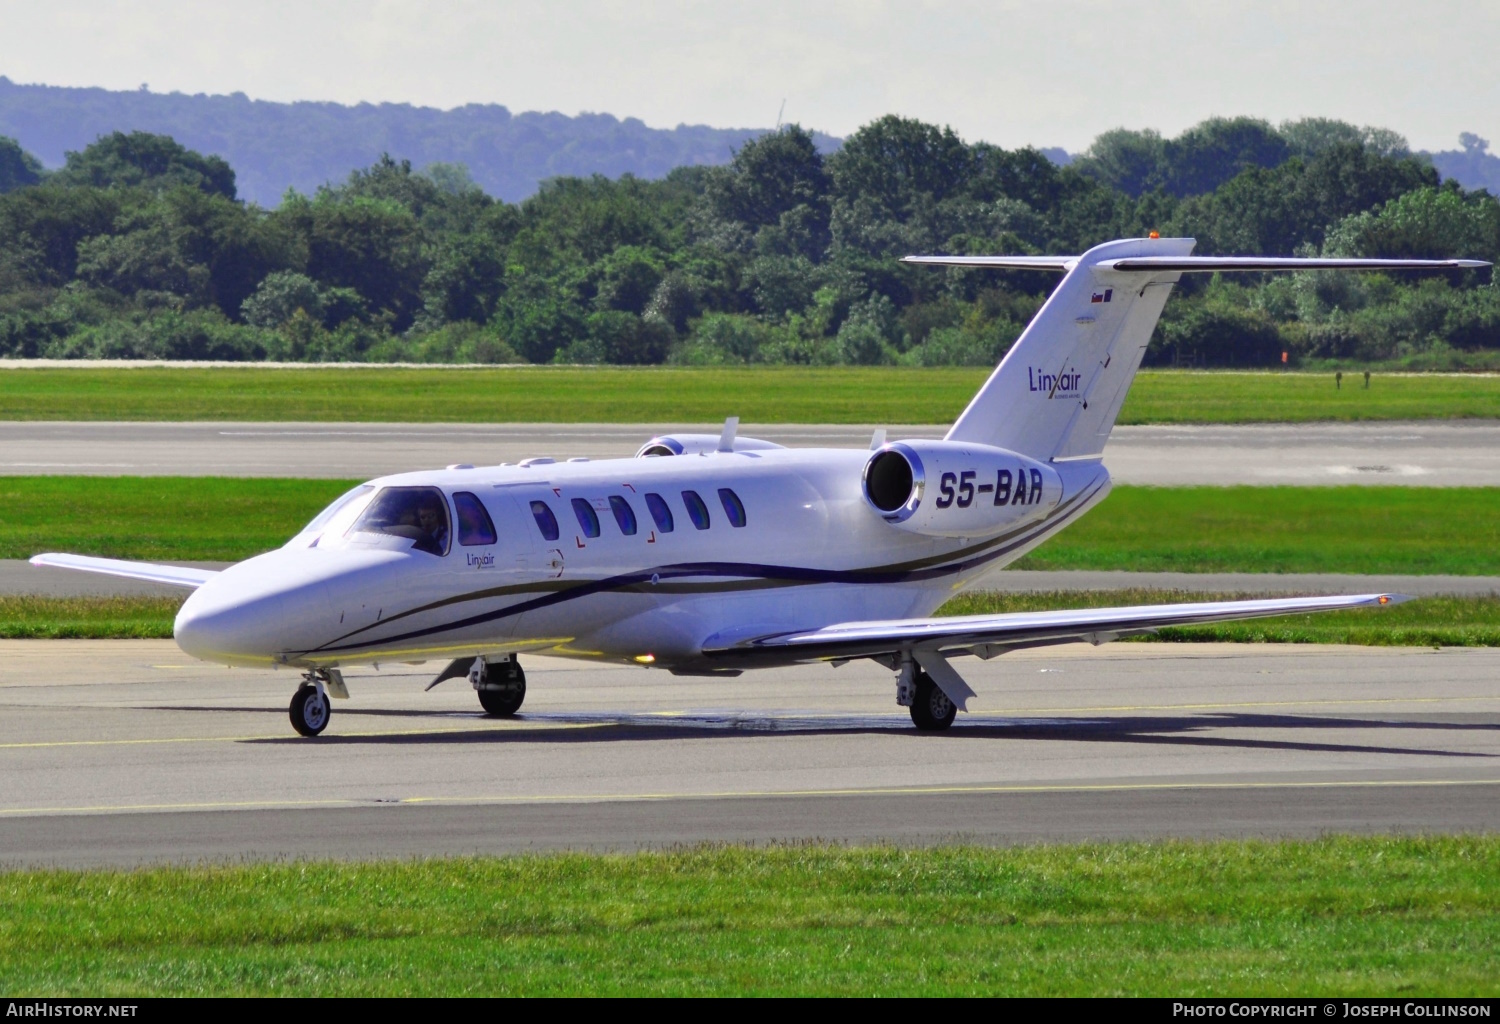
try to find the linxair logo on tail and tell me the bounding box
[1028,367,1082,397]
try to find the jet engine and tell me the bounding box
[862,440,1062,537]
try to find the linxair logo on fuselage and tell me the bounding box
[1028,367,1082,396]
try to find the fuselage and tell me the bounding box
[173,444,1112,673]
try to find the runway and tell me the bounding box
[3,420,1500,485]
[1,640,1495,866]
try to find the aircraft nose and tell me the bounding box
[174,584,288,666]
[174,567,333,667]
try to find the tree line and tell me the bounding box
[1,115,1498,368]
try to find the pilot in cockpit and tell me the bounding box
[416,493,450,554]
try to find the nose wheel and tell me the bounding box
[290,683,331,736]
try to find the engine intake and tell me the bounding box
[862,439,1062,538]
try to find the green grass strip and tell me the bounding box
[1014,485,1500,575]
[0,838,1495,996]
[1,367,1497,423]
[9,593,1500,646]
[941,591,1500,647]
[0,476,356,562]
[7,478,1495,576]
[0,596,182,638]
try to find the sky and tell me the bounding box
[1,0,1496,154]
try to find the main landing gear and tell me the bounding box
[471,655,527,717]
[895,657,957,731]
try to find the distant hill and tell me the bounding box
[1426,134,1500,195]
[0,77,840,205]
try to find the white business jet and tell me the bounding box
[32,237,1487,736]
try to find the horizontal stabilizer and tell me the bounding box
[707,593,1409,662]
[29,553,219,590]
[900,255,1076,271]
[901,254,1488,274]
[1102,256,1490,272]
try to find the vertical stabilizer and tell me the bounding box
[943,237,1193,461]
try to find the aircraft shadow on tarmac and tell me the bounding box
[145,703,1498,758]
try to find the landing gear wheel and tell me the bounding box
[909,671,956,731]
[477,661,526,717]
[290,684,331,736]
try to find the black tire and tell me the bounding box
[478,661,526,717]
[290,684,330,737]
[909,672,957,731]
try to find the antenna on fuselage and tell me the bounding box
[717,416,740,452]
[869,428,886,450]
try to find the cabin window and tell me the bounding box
[609,495,638,536]
[644,492,674,533]
[350,486,451,556]
[718,488,747,528]
[530,500,560,542]
[453,491,497,546]
[681,490,711,530]
[572,498,601,538]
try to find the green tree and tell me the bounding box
[0,136,44,194]
[56,132,236,199]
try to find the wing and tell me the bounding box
[29,553,219,590]
[704,593,1408,663]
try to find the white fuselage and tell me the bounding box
[173,445,1112,673]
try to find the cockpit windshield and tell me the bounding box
[290,484,375,546]
[349,486,452,556]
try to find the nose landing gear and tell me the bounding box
[290,682,331,736]
[289,668,345,736]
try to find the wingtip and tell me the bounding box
[1378,593,1414,606]
[1457,259,1492,269]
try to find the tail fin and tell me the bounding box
[936,236,1189,461]
[906,238,1487,463]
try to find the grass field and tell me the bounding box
[6,477,1497,575]
[0,476,353,562]
[1014,485,1500,575]
[1,838,1494,996]
[1,366,1498,423]
[9,592,1498,644]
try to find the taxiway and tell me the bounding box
[1,640,1494,866]
[3,420,1500,485]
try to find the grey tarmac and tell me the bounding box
[5,419,1500,485]
[0,640,1495,867]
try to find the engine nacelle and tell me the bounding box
[862,440,1063,537]
[636,434,786,457]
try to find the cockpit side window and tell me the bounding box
[350,486,451,556]
[530,500,560,541]
[571,498,601,538]
[644,492,674,533]
[453,491,498,546]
